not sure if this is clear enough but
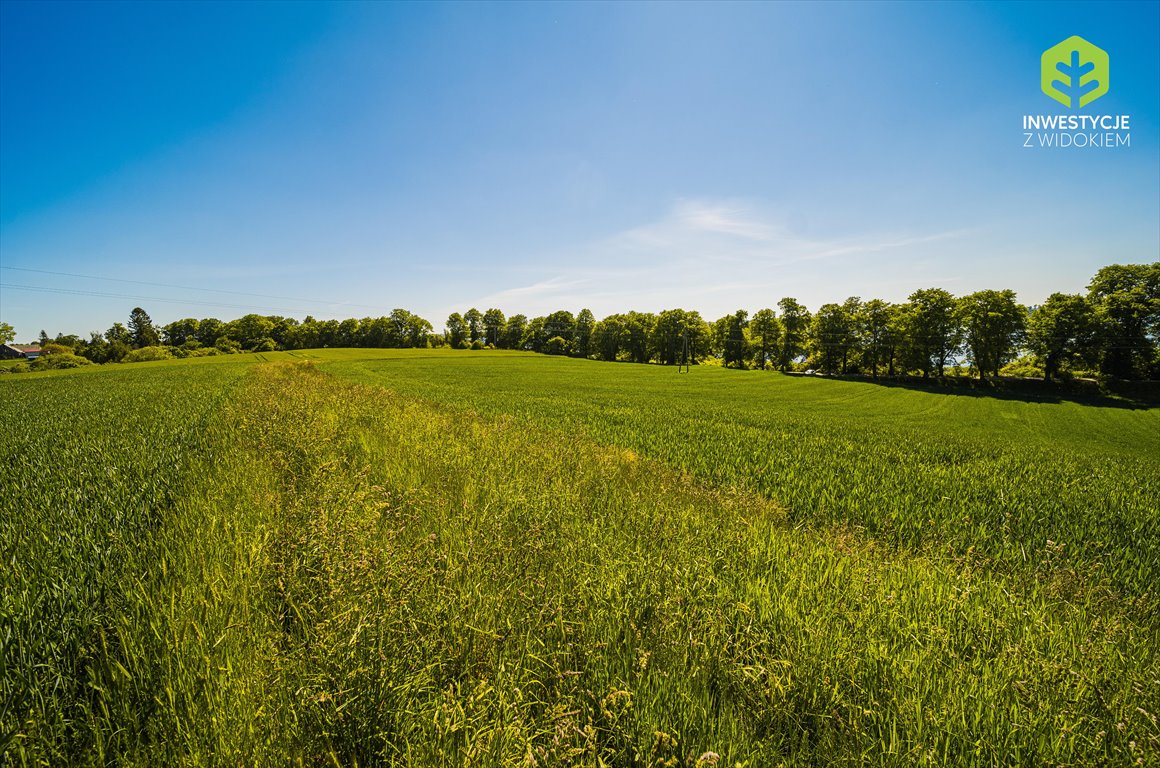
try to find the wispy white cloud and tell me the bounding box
[462,198,973,319]
[805,229,971,262]
[671,200,780,241]
[603,199,970,265]
[609,198,785,256]
[481,276,591,303]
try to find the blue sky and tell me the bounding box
[1,0,1157,341]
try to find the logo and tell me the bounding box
[1041,36,1109,109]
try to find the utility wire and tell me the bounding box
[0,265,387,313]
[0,282,312,316]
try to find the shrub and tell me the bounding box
[30,353,92,371]
[122,346,173,363]
[1000,356,1045,379]
[215,337,241,354]
[1064,367,1099,381]
[40,343,75,356]
[251,337,277,353]
[470,339,484,351]
[0,362,30,374]
[543,336,570,356]
[106,341,131,363]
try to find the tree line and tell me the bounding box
[12,262,1158,381]
[444,263,1158,381]
[21,308,435,366]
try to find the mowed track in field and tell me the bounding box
[2,350,1157,766]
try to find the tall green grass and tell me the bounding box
[0,361,260,760]
[2,354,1157,766]
[321,350,1160,598]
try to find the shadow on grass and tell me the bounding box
[787,372,1158,410]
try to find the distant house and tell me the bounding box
[1,344,41,360]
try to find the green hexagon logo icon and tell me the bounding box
[1042,36,1109,109]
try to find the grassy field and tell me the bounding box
[2,349,1157,766]
[320,350,1160,595]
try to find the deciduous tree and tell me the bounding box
[446,313,467,348]
[717,310,749,368]
[777,298,810,371]
[503,314,528,350]
[901,289,961,377]
[810,303,854,375]
[195,318,225,347]
[860,299,897,378]
[105,323,131,345]
[229,314,277,350]
[163,318,200,347]
[592,314,627,361]
[483,308,506,348]
[651,309,707,365]
[956,290,1026,379]
[623,312,655,364]
[1026,293,1101,380]
[574,309,595,358]
[750,308,781,370]
[1087,262,1160,379]
[544,310,576,343]
[464,308,484,343]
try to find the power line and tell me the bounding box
[0,282,311,316]
[0,265,387,312]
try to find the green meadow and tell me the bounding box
[2,349,1157,767]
